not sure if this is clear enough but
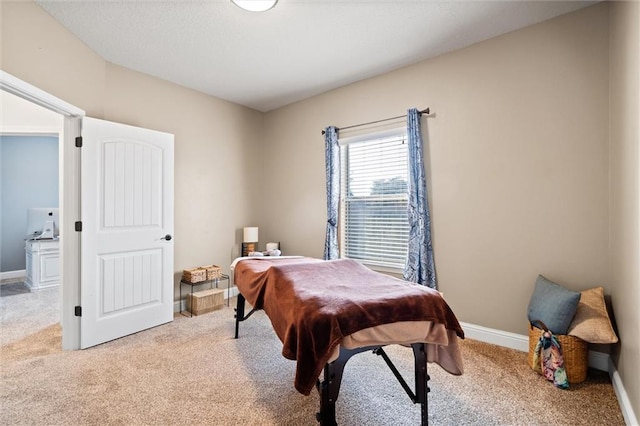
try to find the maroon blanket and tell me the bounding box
[234,257,464,395]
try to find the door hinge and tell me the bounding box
[75,136,83,147]
[74,306,82,317]
[75,221,82,232]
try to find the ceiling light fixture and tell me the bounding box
[231,0,278,12]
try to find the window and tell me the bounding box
[339,130,409,269]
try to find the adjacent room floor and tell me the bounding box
[0,278,59,346]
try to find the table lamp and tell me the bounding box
[242,227,259,256]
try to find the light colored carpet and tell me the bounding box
[0,281,59,345]
[0,287,625,425]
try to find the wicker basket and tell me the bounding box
[202,264,221,280]
[182,267,207,283]
[187,288,224,316]
[528,321,588,383]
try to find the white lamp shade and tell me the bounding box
[231,0,277,12]
[243,227,259,242]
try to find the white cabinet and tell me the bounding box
[25,239,60,291]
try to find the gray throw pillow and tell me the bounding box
[527,275,581,335]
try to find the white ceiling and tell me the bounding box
[35,0,596,112]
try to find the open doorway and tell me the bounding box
[0,91,63,347]
[2,71,176,350]
[2,71,175,350]
[1,70,84,350]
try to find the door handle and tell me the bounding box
[161,234,172,241]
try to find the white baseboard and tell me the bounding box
[0,269,26,282]
[610,358,639,426]
[461,321,637,426]
[460,321,611,372]
[173,285,239,313]
[588,350,610,373]
[460,321,529,352]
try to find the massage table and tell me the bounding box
[231,256,464,425]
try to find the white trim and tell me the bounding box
[0,130,60,137]
[460,321,611,372]
[60,116,82,350]
[610,358,639,426]
[0,269,26,281]
[0,71,84,117]
[362,261,403,276]
[1,70,85,351]
[460,321,529,352]
[338,126,405,146]
[588,350,610,372]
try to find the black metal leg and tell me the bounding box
[234,293,245,339]
[179,282,184,316]
[317,358,344,426]
[179,281,194,317]
[345,344,430,426]
[411,343,430,426]
[224,274,230,306]
[316,346,376,425]
[233,302,433,426]
[233,293,259,339]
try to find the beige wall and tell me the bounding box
[263,3,610,333]
[609,1,640,421]
[0,2,106,117]
[1,1,264,299]
[2,0,637,419]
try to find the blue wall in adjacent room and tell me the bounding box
[0,135,59,272]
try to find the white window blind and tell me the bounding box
[339,132,409,269]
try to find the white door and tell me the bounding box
[81,117,174,349]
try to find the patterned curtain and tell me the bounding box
[403,108,437,288]
[324,126,340,260]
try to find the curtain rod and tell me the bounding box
[321,107,430,135]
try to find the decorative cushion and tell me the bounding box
[527,275,581,335]
[567,287,618,344]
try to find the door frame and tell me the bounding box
[1,70,85,350]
